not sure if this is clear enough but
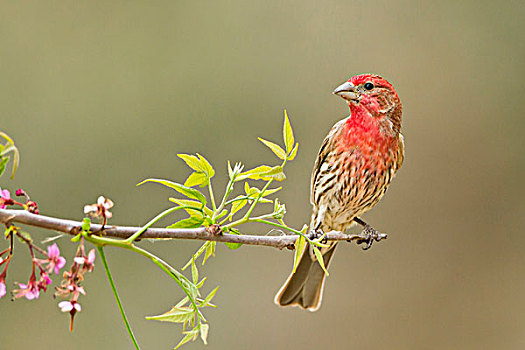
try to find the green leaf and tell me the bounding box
[70,234,81,242]
[227,160,233,180]
[288,143,299,161]
[214,208,228,220]
[258,197,273,203]
[182,243,209,270]
[239,184,276,203]
[236,165,272,181]
[244,182,258,196]
[260,165,286,181]
[0,156,8,178]
[202,286,219,307]
[293,234,306,274]
[197,154,215,178]
[168,216,204,229]
[178,153,215,179]
[237,165,285,181]
[312,246,329,276]
[283,110,294,154]
[174,327,200,349]
[224,241,242,250]
[200,323,210,345]
[178,154,203,172]
[184,172,208,187]
[230,196,247,216]
[244,182,254,196]
[196,277,207,288]
[146,306,194,323]
[202,241,215,265]
[272,198,286,219]
[262,187,282,197]
[191,258,198,284]
[138,178,207,205]
[258,138,286,160]
[224,229,243,249]
[261,165,283,176]
[187,282,201,300]
[0,133,19,179]
[169,198,213,217]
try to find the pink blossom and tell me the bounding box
[84,196,114,219]
[74,249,95,272]
[58,300,81,313]
[14,280,40,300]
[0,187,11,209]
[59,299,82,331]
[45,243,66,275]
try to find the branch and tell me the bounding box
[0,209,386,250]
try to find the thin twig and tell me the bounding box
[0,209,386,250]
[97,246,141,350]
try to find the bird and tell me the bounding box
[274,73,404,311]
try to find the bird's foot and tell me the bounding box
[356,224,387,250]
[308,228,328,244]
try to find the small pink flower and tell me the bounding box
[45,243,66,275]
[0,187,12,209]
[58,300,81,313]
[36,271,52,292]
[42,272,52,285]
[74,249,96,272]
[59,299,82,332]
[84,196,114,219]
[14,279,40,300]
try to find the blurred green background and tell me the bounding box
[1,0,524,349]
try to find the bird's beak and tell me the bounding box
[333,81,359,102]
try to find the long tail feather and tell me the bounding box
[274,243,337,311]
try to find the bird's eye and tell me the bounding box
[364,82,374,90]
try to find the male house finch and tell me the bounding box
[275,74,404,311]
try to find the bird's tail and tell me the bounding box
[274,243,337,311]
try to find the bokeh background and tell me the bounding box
[1,1,524,349]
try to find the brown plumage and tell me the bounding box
[275,74,404,311]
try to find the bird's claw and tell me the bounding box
[357,225,387,250]
[309,228,328,244]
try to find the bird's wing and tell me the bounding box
[310,118,347,205]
